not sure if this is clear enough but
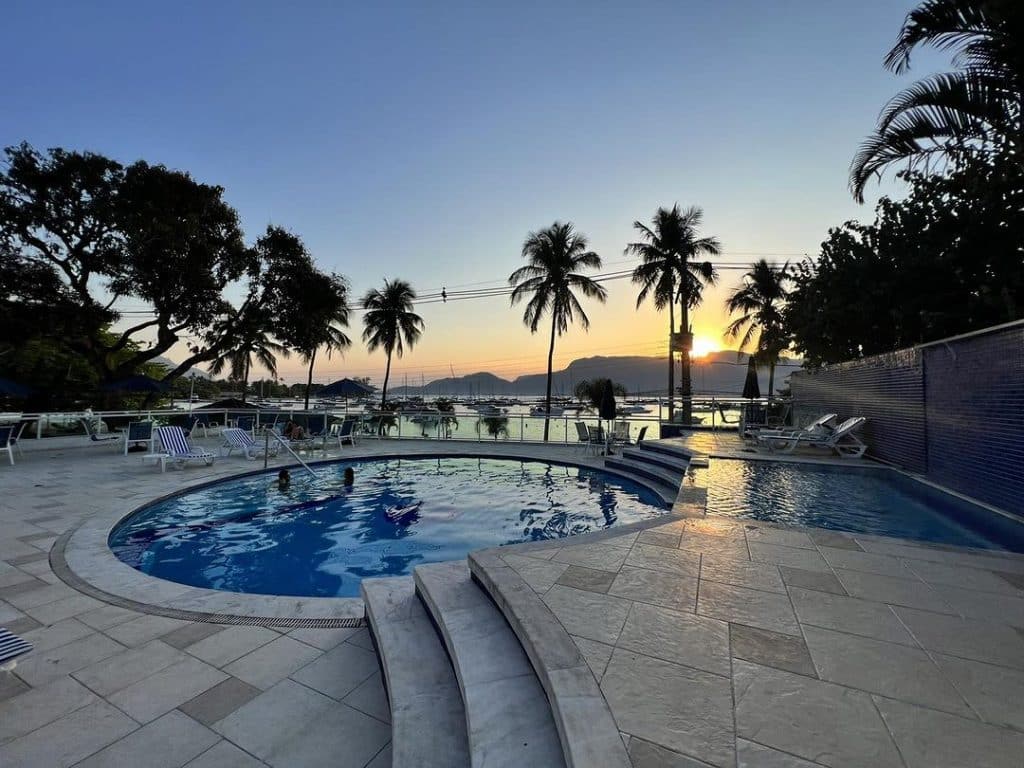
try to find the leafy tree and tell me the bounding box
[476,415,510,440]
[725,260,792,396]
[509,222,607,441]
[361,280,424,409]
[207,310,288,402]
[787,152,1024,365]
[850,0,1024,201]
[627,205,720,423]
[573,378,627,409]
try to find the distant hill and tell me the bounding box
[151,356,212,380]
[391,352,802,397]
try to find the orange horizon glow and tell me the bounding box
[689,336,721,359]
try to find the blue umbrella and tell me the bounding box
[319,378,373,398]
[101,375,169,393]
[0,378,31,398]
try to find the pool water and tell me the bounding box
[110,457,666,597]
[704,459,1024,551]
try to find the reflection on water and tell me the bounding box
[111,458,666,597]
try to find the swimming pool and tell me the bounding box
[703,459,1024,552]
[109,456,666,597]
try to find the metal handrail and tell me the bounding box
[263,429,318,478]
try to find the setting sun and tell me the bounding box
[689,336,720,359]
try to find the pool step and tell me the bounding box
[638,439,699,463]
[620,446,689,474]
[361,577,471,768]
[604,456,682,497]
[414,561,566,768]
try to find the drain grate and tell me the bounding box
[50,529,364,629]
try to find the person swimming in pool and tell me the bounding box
[343,467,354,487]
[277,469,291,491]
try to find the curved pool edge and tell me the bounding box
[55,445,682,625]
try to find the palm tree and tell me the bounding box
[361,279,424,409]
[628,205,720,424]
[207,314,288,402]
[509,222,607,442]
[296,274,352,409]
[850,0,1024,202]
[725,259,791,397]
[573,378,627,409]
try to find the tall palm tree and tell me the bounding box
[361,279,424,409]
[207,314,288,402]
[628,205,720,424]
[509,222,607,442]
[296,274,352,409]
[725,260,791,397]
[850,0,1024,202]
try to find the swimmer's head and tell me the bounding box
[277,469,291,489]
[343,467,354,486]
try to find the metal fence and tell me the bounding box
[791,320,1024,516]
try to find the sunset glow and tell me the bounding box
[689,336,720,359]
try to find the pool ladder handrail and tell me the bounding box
[262,428,319,477]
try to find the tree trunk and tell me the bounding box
[679,301,693,425]
[241,359,250,403]
[667,302,675,422]
[544,312,557,442]
[768,360,776,401]
[381,350,392,410]
[304,348,316,410]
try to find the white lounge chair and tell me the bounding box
[155,426,216,472]
[756,413,838,441]
[221,427,279,459]
[327,419,357,450]
[757,416,868,459]
[0,425,16,465]
[122,421,155,455]
[81,417,119,444]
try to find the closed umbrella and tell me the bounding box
[741,356,762,430]
[598,379,617,454]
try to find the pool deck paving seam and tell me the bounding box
[3,435,1024,766]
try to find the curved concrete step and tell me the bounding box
[604,456,681,495]
[620,446,690,473]
[361,577,470,768]
[414,561,566,768]
[640,439,700,462]
[465,551,630,768]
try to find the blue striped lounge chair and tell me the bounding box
[221,427,279,459]
[155,426,216,472]
[0,627,32,669]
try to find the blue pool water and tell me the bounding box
[110,457,666,597]
[704,459,1024,551]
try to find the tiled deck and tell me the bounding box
[2,434,1024,766]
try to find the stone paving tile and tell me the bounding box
[817,547,911,578]
[807,530,863,551]
[788,587,916,645]
[552,541,632,571]
[729,624,816,678]
[179,677,262,726]
[698,580,801,636]
[286,626,358,650]
[903,557,1024,595]
[677,531,750,560]
[0,675,98,743]
[744,526,815,550]
[929,583,1024,628]
[636,529,681,549]
[733,660,903,768]
[778,566,846,596]
[618,601,731,677]
[104,614,192,647]
[571,635,614,681]
[0,576,50,597]
[747,542,830,572]
[3,580,78,609]
[602,648,735,768]
[700,555,786,593]
[543,584,632,645]
[72,639,186,696]
[225,635,323,690]
[995,569,1024,591]
[874,696,1024,768]
[608,565,698,613]
[289,639,379,701]
[185,626,280,668]
[500,553,570,593]
[628,736,714,767]
[893,606,1024,669]
[108,656,229,723]
[624,543,701,577]
[677,517,747,537]
[0,671,29,703]
[23,592,106,624]
[736,739,822,768]
[364,744,391,768]
[0,699,137,768]
[3,615,41,635]
[832,568,956,613]
[77,604,143,632]
[184,740,268,767]
[342,670,390,723]
[346,627,376,651]
[160,621,228,650]
[14,631,126,686]
[75,709,220,768]
[930,653,1024,732]
[801,625,972,716]
[556,564,617,594]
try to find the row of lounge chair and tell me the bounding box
[750,414,868,459]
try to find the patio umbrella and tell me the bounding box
[319,378,373,398]
[101,375,168,393]
[598,379,617,454]
[741,357,761,400]
[0,377,32,398]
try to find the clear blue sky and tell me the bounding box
[2,0,943,383]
